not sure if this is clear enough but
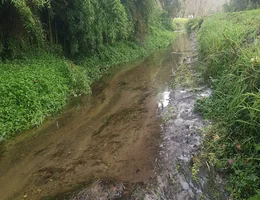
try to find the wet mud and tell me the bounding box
[0,33,227,200]
[0,35,182,200]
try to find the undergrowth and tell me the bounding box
[192,10,260,200]
[0,26,174,139]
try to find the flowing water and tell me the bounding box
[0,33,226,200]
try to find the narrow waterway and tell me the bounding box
[0,34,192,200]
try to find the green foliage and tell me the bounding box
[0,0,50,59]
[186,18,203,35]
[0,0,174,138]
[160,11,174,31]
[224,0,260,12]
[3,0,48,42]
[50,0,131,56]
[121,0,157,40]
[195,10,260,199]
[68,64,92,96]
[0,53,70,138]
[0,24,174,139]
[0,52,96,138]
[172,18,188,31]
[0,0,169,58]
[78,25,175,79]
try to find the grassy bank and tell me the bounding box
[0,26,174,139]
[192,10,260,199]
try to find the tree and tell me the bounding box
[163,0,181,18]
[225,0,260,11]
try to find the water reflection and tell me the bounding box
[158,89,170,109]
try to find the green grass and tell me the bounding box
[0,26,174,139]
[172,18,189,30]
[193,10,260,200]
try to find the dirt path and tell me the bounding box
[0,35,184,200]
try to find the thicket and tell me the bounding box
[192,10,260,200]
[0,0,175,138]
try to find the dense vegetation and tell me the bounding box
[0,0,175,139]
[224,0,260,12]
[190,10,260,200]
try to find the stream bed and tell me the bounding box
[0,33,226,200]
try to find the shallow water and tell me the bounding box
[0,34,191,200]
[140,33,228,200]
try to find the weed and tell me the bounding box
[192,155,201,183]
[200,194,207,200]
[169,106,175,113]
[176,162,181,172]
[172,63,196,88]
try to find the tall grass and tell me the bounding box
[193,10,260,200]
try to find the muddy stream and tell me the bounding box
[0,33,226,200]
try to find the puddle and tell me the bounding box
[158,89,170,109]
